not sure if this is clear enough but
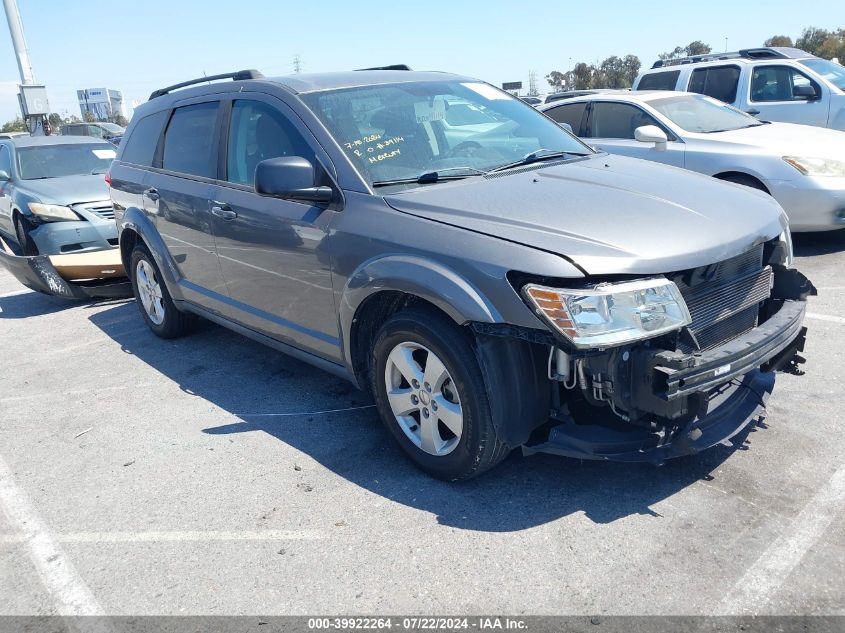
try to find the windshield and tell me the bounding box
[16,143,116,180]
[301,80,592,187]
[649,94,762,133]
[800,59,845,92]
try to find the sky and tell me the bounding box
[0,0,841,123]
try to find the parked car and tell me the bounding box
[0,131,28,139]
[519,96,543,105]
[61,122,126,142]
[633,47,845,130]
[540,91,845,231]
[110,68,811,480]
[544,89,621,104]
[0,136,117,255]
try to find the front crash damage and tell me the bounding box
[0,236,132,300]
[520,264,816,465]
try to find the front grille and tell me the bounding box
[673,245,772,352]
[82,203,115,220]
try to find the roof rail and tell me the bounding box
[149,69,264,100]
[650,47,800,69]
[354,64,412,71]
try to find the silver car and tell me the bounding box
[0,136,117,255]
[541,91,845,231]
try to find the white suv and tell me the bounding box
[633,47,845,131]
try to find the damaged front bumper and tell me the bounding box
[524,269,813,464]
[0,237,132,300]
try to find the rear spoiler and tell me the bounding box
[0,237,132,300]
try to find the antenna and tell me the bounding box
[293,54,302,74]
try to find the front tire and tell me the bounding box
[129,243,193,338]
[13,213,38,256]
[370,307,510,480]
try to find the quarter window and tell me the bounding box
[636,70,681,91]
[226,100,314,186]
[688,66,740,103]
[587,102,662,140]
[751,66,818,102]
[162,102,219,178]
[545,102,588,134]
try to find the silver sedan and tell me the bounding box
[541,91,845,231]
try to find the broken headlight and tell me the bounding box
[524,278,692,349]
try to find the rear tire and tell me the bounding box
[129,243,194,339]
[13,213,38,256]
[370,307,510,481]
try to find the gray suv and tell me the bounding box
[110,68,813,480]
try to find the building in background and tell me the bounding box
[77,87,125,120]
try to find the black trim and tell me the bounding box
[641,299,806,401]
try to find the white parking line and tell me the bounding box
[0,288,32,299]
[806,312,845,324]
[0,454,105,616]
[715,464,845,615]
[0,529,324,544]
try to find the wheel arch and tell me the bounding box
[119,206,184,301]
[713,170,770,194]
[341,255,503,388]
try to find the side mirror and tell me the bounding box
[0,170,9,181]
[558,122,574,134]
[634,125,668,150]
[793,84,820,100]
[255,156,333,204]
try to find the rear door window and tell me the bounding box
[119,110,168,167]
[688,66,740,103]
[586,102,662,139]
[750,65,818,102]
[544,102,588,134]
[637,70,681,91]
[162,102,220,178]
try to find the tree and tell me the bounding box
[816,28,845,61]
[685,40,712,56]
[659,41,713,61]
[598,56,626,88]
[545,70,567,90]
[110,113,129,127]
[1,117,27,133]
[48,113,63,130]
[621,55,642,87]
[83,111,96,123]
[764,35,793,47]
[572,62,593,90]
[795,27,831,55]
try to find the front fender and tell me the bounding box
[339,254,503,365]
[119,206,184,301]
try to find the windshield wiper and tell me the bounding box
[486,148,590,174]
[372,166,485,188]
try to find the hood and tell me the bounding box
[19,174,109,206]
[703,122,845,157]
[384,154,785,276]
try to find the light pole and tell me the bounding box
[2,0,49,134]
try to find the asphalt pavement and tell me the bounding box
[0,231,843,617]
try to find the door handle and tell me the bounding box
[144,187,160,201]
[745,109,760,116]
[211,203,237,220]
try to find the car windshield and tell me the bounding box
[800,59,845,92]
[16,142,116,180]
[649,94,763,133]
[301,80,592,188]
